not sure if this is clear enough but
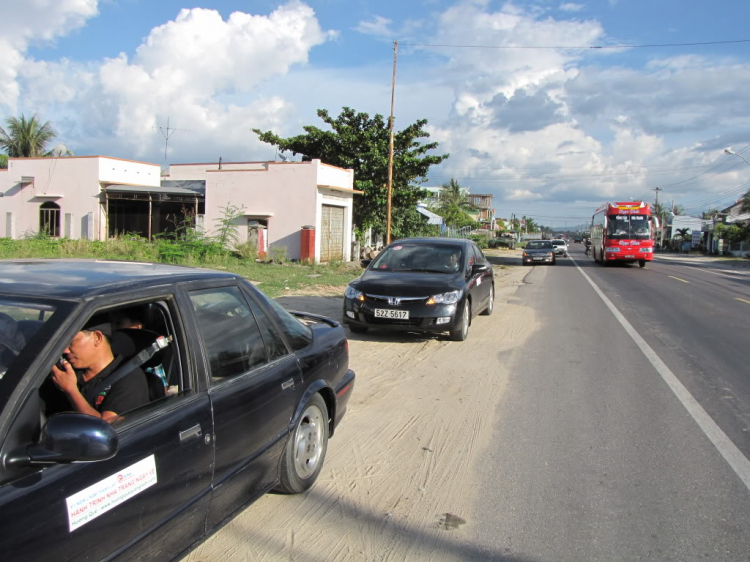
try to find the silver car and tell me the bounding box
[551,239,568,257]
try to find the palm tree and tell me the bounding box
[0,114,58,157]
[675,228,690,239]
[431,179,476,228]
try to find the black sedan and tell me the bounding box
[522,240,556,265]
[342,238,494,341]
[0,259,354,562]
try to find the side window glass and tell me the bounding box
[188,286,268,381]
[245,296,289,361]
[471,245,484,265]
[245,283,313,351]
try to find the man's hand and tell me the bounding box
[51,360,77,394]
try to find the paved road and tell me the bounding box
[469,246,750,561]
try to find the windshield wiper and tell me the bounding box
[392,268,452,274]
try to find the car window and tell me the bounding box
[245,295,289,361]
[188,286,268,380]
[251,287,313,351]
[0,299,58,380]
[471,244,485,264]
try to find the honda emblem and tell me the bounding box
[388,297,401,306]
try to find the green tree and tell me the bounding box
[702,208,720,219]
[253,107,448,238]
[674,228,690,239]
[740,191,750,214]
[430,179,476,228]
[0,114,58,157]
[0,154,7,169]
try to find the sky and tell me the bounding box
[3,0,750,228]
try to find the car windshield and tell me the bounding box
[370,243,464,273]
[607,214,652,240]
[552,240,564,246]
[526,241,552,249]
[0,298,58,380]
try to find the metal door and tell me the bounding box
[320,205,344,262]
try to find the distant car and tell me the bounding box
[342,238,494,341]
[522,240,556,265]
[551,239,568,256]
[0,259,354,562]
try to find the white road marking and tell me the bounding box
[683,265,744,280]
[570,256,750,493]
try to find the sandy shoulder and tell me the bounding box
[185,260,540,562]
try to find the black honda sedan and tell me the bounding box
[342,238,494,341]
[0,260,354,562]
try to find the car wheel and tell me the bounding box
[450,301,470,341]
[551,257,556,265]
[639,259,647,268]
[481,285,494,316]
[348,325,368,333]
[277,393,328,494]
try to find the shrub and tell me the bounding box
[234,241,258,261]
[469,234,489,249]
[269,245,288,264]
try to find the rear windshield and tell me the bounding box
[527,241,553,249]
[551,240,565,245]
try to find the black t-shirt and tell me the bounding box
[78,355,149,415]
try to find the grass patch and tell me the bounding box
[0,236,361,298]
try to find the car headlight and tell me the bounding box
[606,247,621,253]
[639,248,651,253]
[426,290,461,305]
[345,285,364,301]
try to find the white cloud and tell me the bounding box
[11,1,335,160]
[559,3,585,12]
[0,0,99,108]
[355,15,394,37]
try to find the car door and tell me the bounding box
[185,283,302,530]
[468,244,491,312]
[0,296,214,562]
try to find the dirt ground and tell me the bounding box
[185,252,540,562]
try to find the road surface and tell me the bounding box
[184,249,750,562]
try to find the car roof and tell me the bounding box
[0,259,238,300]
[386,237,471,247]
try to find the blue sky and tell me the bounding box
[4,0,750,227]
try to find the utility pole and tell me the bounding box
[652,186,663,247]
[386,40,398,244]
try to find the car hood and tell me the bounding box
[353,270,464,297]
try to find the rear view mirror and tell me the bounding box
[360,259,372,268]
[472,263,489,274]
[8,413,118,466]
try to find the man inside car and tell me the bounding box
[50,315,149,423]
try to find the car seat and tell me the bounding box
[110,328,169,401]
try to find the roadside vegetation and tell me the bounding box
[0,234,361,298]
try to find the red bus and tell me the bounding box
[590,201,658,268]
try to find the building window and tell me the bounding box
[40,202,60,237]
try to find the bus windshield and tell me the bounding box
[607,215,651,240]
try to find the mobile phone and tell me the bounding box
[56,356,67,370]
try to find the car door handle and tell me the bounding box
[281,379,294,390]
[179,424,202,444]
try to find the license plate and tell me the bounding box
[375,309,409,319]
[533,257,544,261]
[624,255,635,258]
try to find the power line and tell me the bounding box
[401,39,750,51]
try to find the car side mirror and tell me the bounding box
[472,263,489,274]
[360,259,372,268]
[7,413,118,467]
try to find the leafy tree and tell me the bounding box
[674,228,690,239]
[0,114,58,157]
[702,208,720,219]
[741,191,750,214]
[253,107,448,238]
[0,154,6,169]
[430,179,476,228]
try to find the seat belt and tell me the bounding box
[99,335,173,398]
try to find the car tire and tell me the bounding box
[277,393,329,494]
[450,301,470,341]
[639,259,646,268]
[551,257,556,265]
[348,325,368,333]
[481,285,494,316]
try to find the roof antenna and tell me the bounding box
[155,117,191,162]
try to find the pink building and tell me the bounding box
[0,156,358,262]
